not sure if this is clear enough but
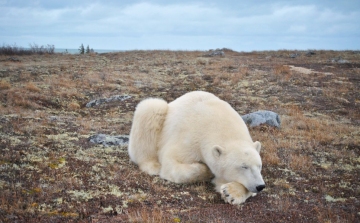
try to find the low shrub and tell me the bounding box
[0,43,55,55]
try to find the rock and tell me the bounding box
[89,134,129,147]
[290,53,299,58]
[241,110,281,128]
[306,51,316,56]
[203,49,225,57]
[330,57,349,63]
[86,95,131,108]
[8,57,21,62]
[48,116,60,122]
[264,85,282,94]
[337,59,349,64]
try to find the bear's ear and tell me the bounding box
[212,145,224,158]
[254,141,261,153]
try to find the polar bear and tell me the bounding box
[128,91,265,204]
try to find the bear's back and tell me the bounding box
[162,91,251,145]
[168,91,218,107]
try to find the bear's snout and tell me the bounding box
[256,184,265,192]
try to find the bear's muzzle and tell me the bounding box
[256,184,266,192]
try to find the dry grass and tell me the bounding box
[262,143,281,166]
[25,82,41,93]
[127,208,170,223]
[67,101,80,110]
[0,50,359,222]
[274,64,291,75]
[290,154,312,172]
[0,80,11,90]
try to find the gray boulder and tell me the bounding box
[86,95,131,108]
[89,134,129,147]
[336,59,349,64]
[330,57,349,63]
[241,110,281,128]
[203,49,225,57]
[306,51,316,56]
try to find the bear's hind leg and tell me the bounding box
[138,160,161,175]
[160,161,213,184]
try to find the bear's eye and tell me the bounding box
[241,166,249,170]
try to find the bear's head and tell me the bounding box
[211,141,265,193]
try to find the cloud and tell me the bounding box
[289,25,307,33]
[122,2,220,19]
[83,2,225,36]
[1,1,359,50]
[272,5,316,17]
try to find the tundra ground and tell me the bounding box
[0,50,359,222]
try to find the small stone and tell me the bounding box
[86,95,131,108]
[89,134,129,147]
[49,116,60,122]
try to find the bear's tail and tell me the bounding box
[128,98,168,169]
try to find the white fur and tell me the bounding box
[128,91,265,204]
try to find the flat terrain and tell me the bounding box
[0,50,359,222]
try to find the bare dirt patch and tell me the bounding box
[0,50,359,222]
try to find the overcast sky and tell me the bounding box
[1,0,359,51]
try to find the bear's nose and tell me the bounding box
[256,184,265,192]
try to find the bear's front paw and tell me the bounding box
[220,182,252,205]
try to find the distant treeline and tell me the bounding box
[0,43,55,55]
[78,44,94,54]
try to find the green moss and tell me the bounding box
[108,184,123,197]
[325,195,346,202]
[102,206,113,213]
[48,157,66,169]
[68,190,93,201]
[0,180,7,189]
[22,187,42,195]
[0,160,10,165]
[47,211,78,217]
